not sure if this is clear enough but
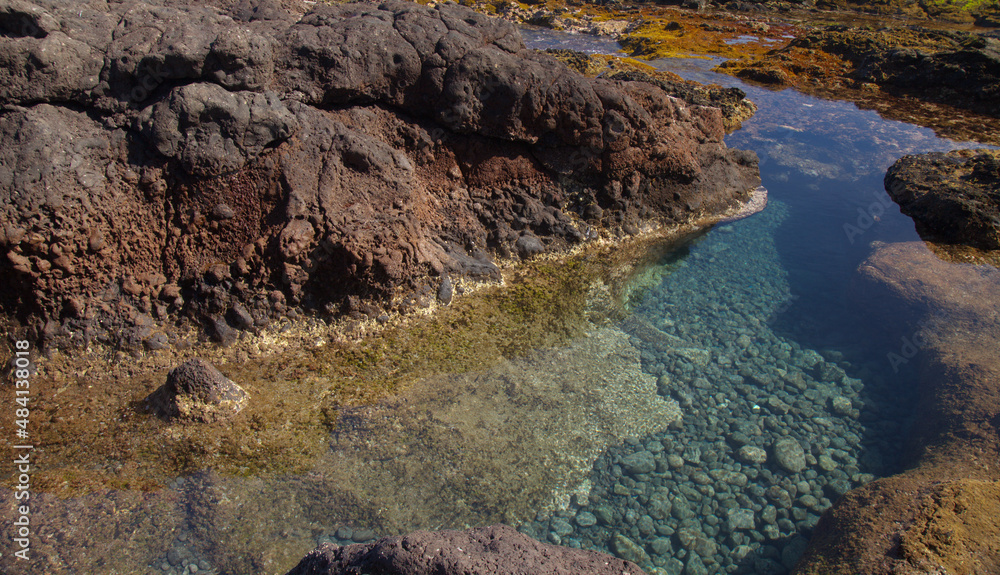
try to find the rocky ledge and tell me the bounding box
[797,241,1000,574]
[0,0,759,351]
[885,149,1000,251]
[716,25,1000,143]
[286,524,647,575]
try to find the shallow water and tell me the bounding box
[4,27,997,575]
[513,29,994,574]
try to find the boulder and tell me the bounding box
[285,524,647,575]
[149,358,249,422]
[885,149,1000,250]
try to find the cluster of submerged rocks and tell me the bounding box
[0,0,759,351]
[512,205,908,575]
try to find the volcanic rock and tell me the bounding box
[0,0,759,350]
[285,524,647,575]
[885,149,1000,250]
[149,358,249,423]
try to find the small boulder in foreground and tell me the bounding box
[285,524,647,575]
[148,359,248,423]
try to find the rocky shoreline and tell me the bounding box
[485,0,1000,145]
[0,0,759,354]
[3,1,999,574]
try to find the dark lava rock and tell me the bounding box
[514,234,546,260]
[546,49,758,132]
[437,275,454,305]
[227,303,255,331]
[0,0,759,350]
[885,149,1000,250]
[854,34,1000,119]
[148,358,249,422]
[207,315,238,346]
[797,26,1000,119]
[285,524,648,575]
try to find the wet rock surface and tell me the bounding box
[716,24,1000,144]
[0,0,759,351]
[885,149,1000,251]
[286,524,647,575]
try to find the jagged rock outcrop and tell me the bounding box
[0,0,759,350]
[285,524,648,575]
[885,149,1000,251]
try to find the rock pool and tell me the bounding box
[2,26,996,575]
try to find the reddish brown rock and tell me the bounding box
[286,524,646,575]
[0,0,759,350]
[797,242,1000,575]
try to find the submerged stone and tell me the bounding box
[575,511,597,527]
[622,450,657,475]
[738,445,767,465]
[610,534,651,566]
[148,359,249,423]
[726,509,756,532]
[773,439,807,474]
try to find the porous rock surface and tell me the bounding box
[285,524,647,575]
[149,358,249,422]
[0,0,759,350]
[885,149,1000,250]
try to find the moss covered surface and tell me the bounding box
[0,226,697,497]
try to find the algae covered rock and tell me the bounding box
[151,358,249,422]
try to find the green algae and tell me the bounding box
[2,233,688,497]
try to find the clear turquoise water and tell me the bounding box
[515,28,995,575]
[7,27,997,575]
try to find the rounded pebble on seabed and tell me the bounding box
[773,438,807,473]
[738,445,767,464]
[335,526,353,540]
[351,528,374,542]
[551,518,574,537]
[575,511,597,527]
